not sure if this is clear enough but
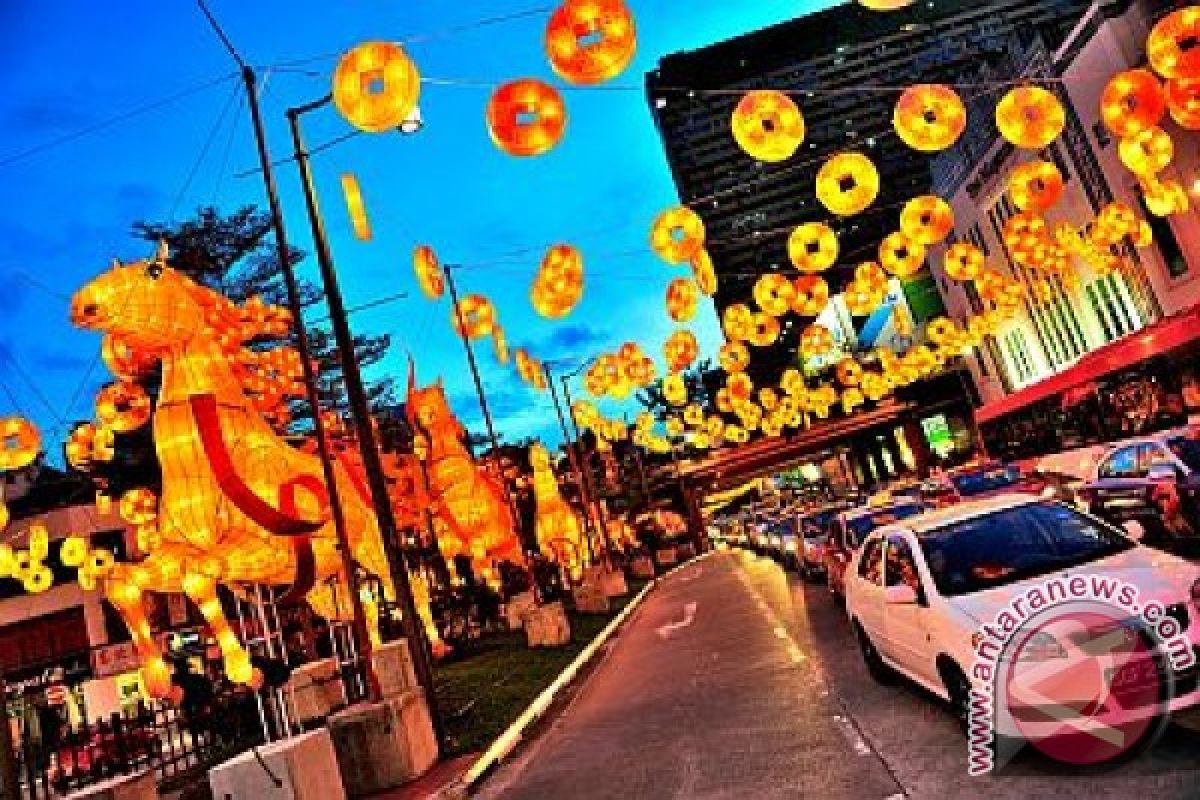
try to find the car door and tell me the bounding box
[882,533,938,685]
[1086,445,1163,534]
[851,535,886,642]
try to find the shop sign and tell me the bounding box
[91,642,141,679]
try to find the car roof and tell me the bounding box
[841,500,923,521]
[1097,427,1192,452]
[902,493,1042,534]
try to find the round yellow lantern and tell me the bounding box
[1101,69,1166,137]
[666,277,699,322]
[531,243,585,319]
[412,245,445,300]
[791,275,830,317]
[844,279,885,317]
[878,231,926,278]
[451,294,498,339]
[1119,127,1174,176]
[545,0,637,85]
[332,42,421,133]
[995,86,1065,149]
[650,206,706,264]
[788,222,839,272]
[800,324,834,360]
[0,417,40,471]
[836,357,863,387]
[486,79,567,157]
[816,152,880,216]
[731,90,806,162]
[943,243,985,282]
[690,249,718,295]
[119,488,158,526]
[722,303,755,342]
[752,273,796,317]
[727,373,754,403]
[720,341,751,374]
[1148,8,1200,82]
[747,313,781,347]
[1008,160,1064,212]
[1165,78,1200,130]
[899,195,954,246]
[893,84,966,153]
[925,317,961,346]
[96,382,152,433]
[664,329,699,372]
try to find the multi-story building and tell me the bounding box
[929,0,1200,409]
[645,0,1113,481]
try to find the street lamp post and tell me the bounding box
[285,96,442,744]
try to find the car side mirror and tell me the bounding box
[886,584,919,605]
[1122,519,1146,542]
[1148,464,1178,483]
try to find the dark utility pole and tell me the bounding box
[544,365,599,564]
[286,99,443,745]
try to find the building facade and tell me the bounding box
[929,0,1200,406]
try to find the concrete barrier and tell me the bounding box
[65,770,157,800]
[288,658,340,724]
[630,556,655,579]
[572,582,611,614]
[208,729,344,800]
[655,547,678,567]
[328,692,438,795]
[523,601,570,647]
[504,590,537,630]
[372,638,418,699]
[600,569,629,597]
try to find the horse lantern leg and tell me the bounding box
[106,566,178,701]
[183,572,264,690]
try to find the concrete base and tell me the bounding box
[630,556,655,579]
[524,601,571,647]
[504,590,537,630]
[600,569,629,597]
[655,547,678,567]
[572,583,610,614]
[208,729,344,800]
[288,658,340,724]
[373,639,418,699]
[328,693,438,796]
[65,770,157,800]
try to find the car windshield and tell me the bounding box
[1168,436,1200,472]
[918,502,1135,597]
[950,465,1022,496]
[846,503,926,544]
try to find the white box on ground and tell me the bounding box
[64,770,157,800]
[208,729,345,800]
[372,638,418,698]
[288,658,339,724]
[504,590,537,630]
[328,692,438,794]
[655,547,678,566]
[573,583,610,614]
[600,569,628,597]
[523,601,570,647]
[630,556,655,578]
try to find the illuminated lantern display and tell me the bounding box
[995,86,1065,149]
[725,425,750,445]
[720,341,751,374]
[683,403,705,427]
[943,243,985,282]
[1147,7,1200,82]
[747,313,781,347]
[844,262,888,316]
[1118,127,1174,176]
[340,174,372,241]
[841,387,866,414]
[69,246,452,694]
[332,41,421,133]
[96,381,152,433]
[900,195,954,246]
[731,90,806,162]
[516,348,545,388]
[792,275,830,317]
[1165,78,1200,129]
[836,357,863,387]
[780,368,806,397]
[788,222,839,272]
[486,78,567,157]
[800,324,835,360]
[413,245,446,300]
[663,374,688,407]
[816,152,880,216]
[531,244,585,319]
[666,277,700,322]
[690,249,718,295]
[925,316,961,346]
[545,0,637,85]
[727,373,754,403]
[758,388,779,411]
[119,488,158,526]
[722,303,755,342]
[752,274,796,317]
[664,329,699,372]
[1008,160,1064,212]
[878,231,926,278]
[893,84,966,152]
[1101,69,1166,137]
[451,294,498,339]
[0,417,40,471]
[493,326,510,364]
[650,205,706,264]
[101,333,156,380]
[1141,176,1190,216]
[528,444,585,575]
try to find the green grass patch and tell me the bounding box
[434,579,650,756]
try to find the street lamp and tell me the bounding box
[284,92,443,743]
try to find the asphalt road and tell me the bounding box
[478,550,1200,799]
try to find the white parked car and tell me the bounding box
[845,494,1200,734]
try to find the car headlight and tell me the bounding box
[785,541,797,553]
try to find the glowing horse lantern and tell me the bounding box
[529,443,586,574]
[69,246,429,697]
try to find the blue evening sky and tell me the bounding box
[0,0,832,460]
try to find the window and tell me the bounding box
[885,536,921,592]
[1098,446,1141,479]
[859,537,884,584]
[1139,443,1176,475]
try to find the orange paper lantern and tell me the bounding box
[788,222,839,272]
[96,381,152,433]
[650,205,706,264]
[0,417,40,471]
[451,294,498,339]
[664,329,699,372]
[878,231,926,278]
[899,195,954,246]
[545,0,637,85]
[893,84,966,153]
[1008,160,1064,213]
[791,275,830,317]
[719,341,751,374]
[1165,78,1200,129]
[690,249,718,295]
[995,86,1065,149]
[747,313,781,347]
[532,244,585,319]
[1148,8,1200,82]
[799,324,834,360]
[332,41,421,133]
[816,152,879,216]
[943,243,985,282]
[665,277,699,322]
[1119,127,1174,176]
[722,303,755,342]
[486,79,567,157]
[413,245,446,300]
[1101,69,1166,137]
[752,273,796,317]
[341,174,371,241]
[731,90,806,162]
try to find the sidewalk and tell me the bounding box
[474,552,904,799]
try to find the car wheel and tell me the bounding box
[853,620,894,685]
[940,660,972,733]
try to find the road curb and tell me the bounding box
[440,551,716,797]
